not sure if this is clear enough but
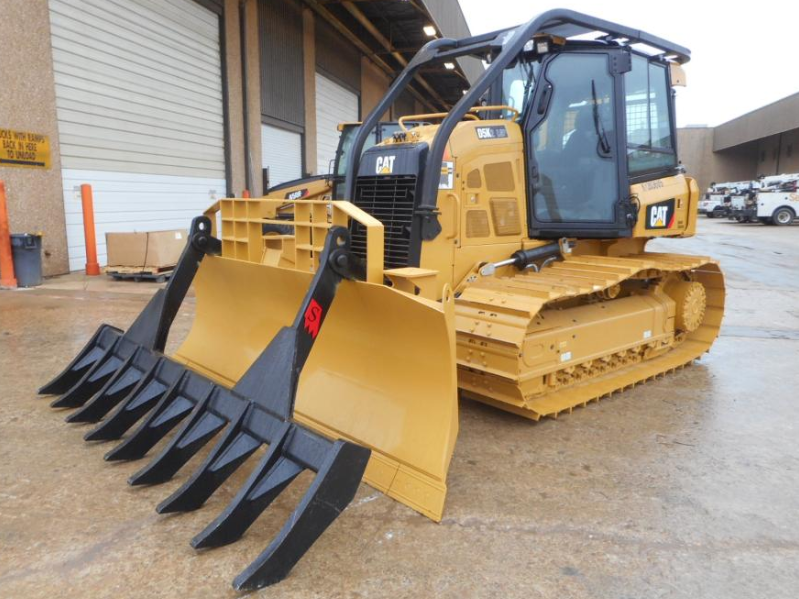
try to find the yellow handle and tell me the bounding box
[444,193,460,240]
[398,112,479,132]
[468,105,520,119]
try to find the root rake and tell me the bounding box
[39,218,370,590]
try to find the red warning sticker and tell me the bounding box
[303,299,323,339]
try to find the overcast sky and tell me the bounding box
[457,0,796,128]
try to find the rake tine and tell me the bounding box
[191,424,298,550]
[157,404,261,514]
[39,325,122,395]
[232,440,370,591]
[83,359,165,442]
[128,390,227,486]
[104,372,200,462]
[66,350,142,423]
[50,337,124,409]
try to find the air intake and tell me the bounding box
[351,175,417,269]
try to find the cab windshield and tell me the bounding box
[335,125,360,178]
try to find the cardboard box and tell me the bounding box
[106,229,188,269]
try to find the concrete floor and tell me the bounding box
[1,218,798,599]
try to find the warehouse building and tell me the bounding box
[0,0,477,275]
[678,91,799,192]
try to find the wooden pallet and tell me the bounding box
[106,265,174,283]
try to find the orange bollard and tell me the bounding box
[0,180,18,288]
[80,184,101,276]
[242,189,250,198]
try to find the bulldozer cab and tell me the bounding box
[519,48,681,238]
[343,10,691,267]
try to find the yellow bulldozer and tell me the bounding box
[39,9,724,591]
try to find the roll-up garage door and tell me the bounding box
[315,73,359,175]
[261,124,303,187]
[48,0,226,271]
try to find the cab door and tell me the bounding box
[524,49,634,238]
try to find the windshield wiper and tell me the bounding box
[591,80,612,156]
[521,62,536,113]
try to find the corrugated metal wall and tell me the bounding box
[262,124,303,186]
[49,0,225,177]
[259,0,304,129]
[315,19,360,93]
[315,73,359,175]
[49,0,226,271]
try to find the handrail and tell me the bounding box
[398,113,478,132]
[396,106,520,133]
[469,105,520,119]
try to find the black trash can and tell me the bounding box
[11,233,43,287]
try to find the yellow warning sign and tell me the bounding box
[0,128,51,169]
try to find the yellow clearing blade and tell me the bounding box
[174,255,459,520]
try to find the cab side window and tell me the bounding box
[625,55,676,176]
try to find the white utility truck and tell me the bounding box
[745,174,799,225]
[699,181,752,218]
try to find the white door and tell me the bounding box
[261,124,303,188]
[49,0,226,271]
[315,73,359,176]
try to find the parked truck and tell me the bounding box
[728,180,762,223]
[735,174,799,225]
[699,181,750,218]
